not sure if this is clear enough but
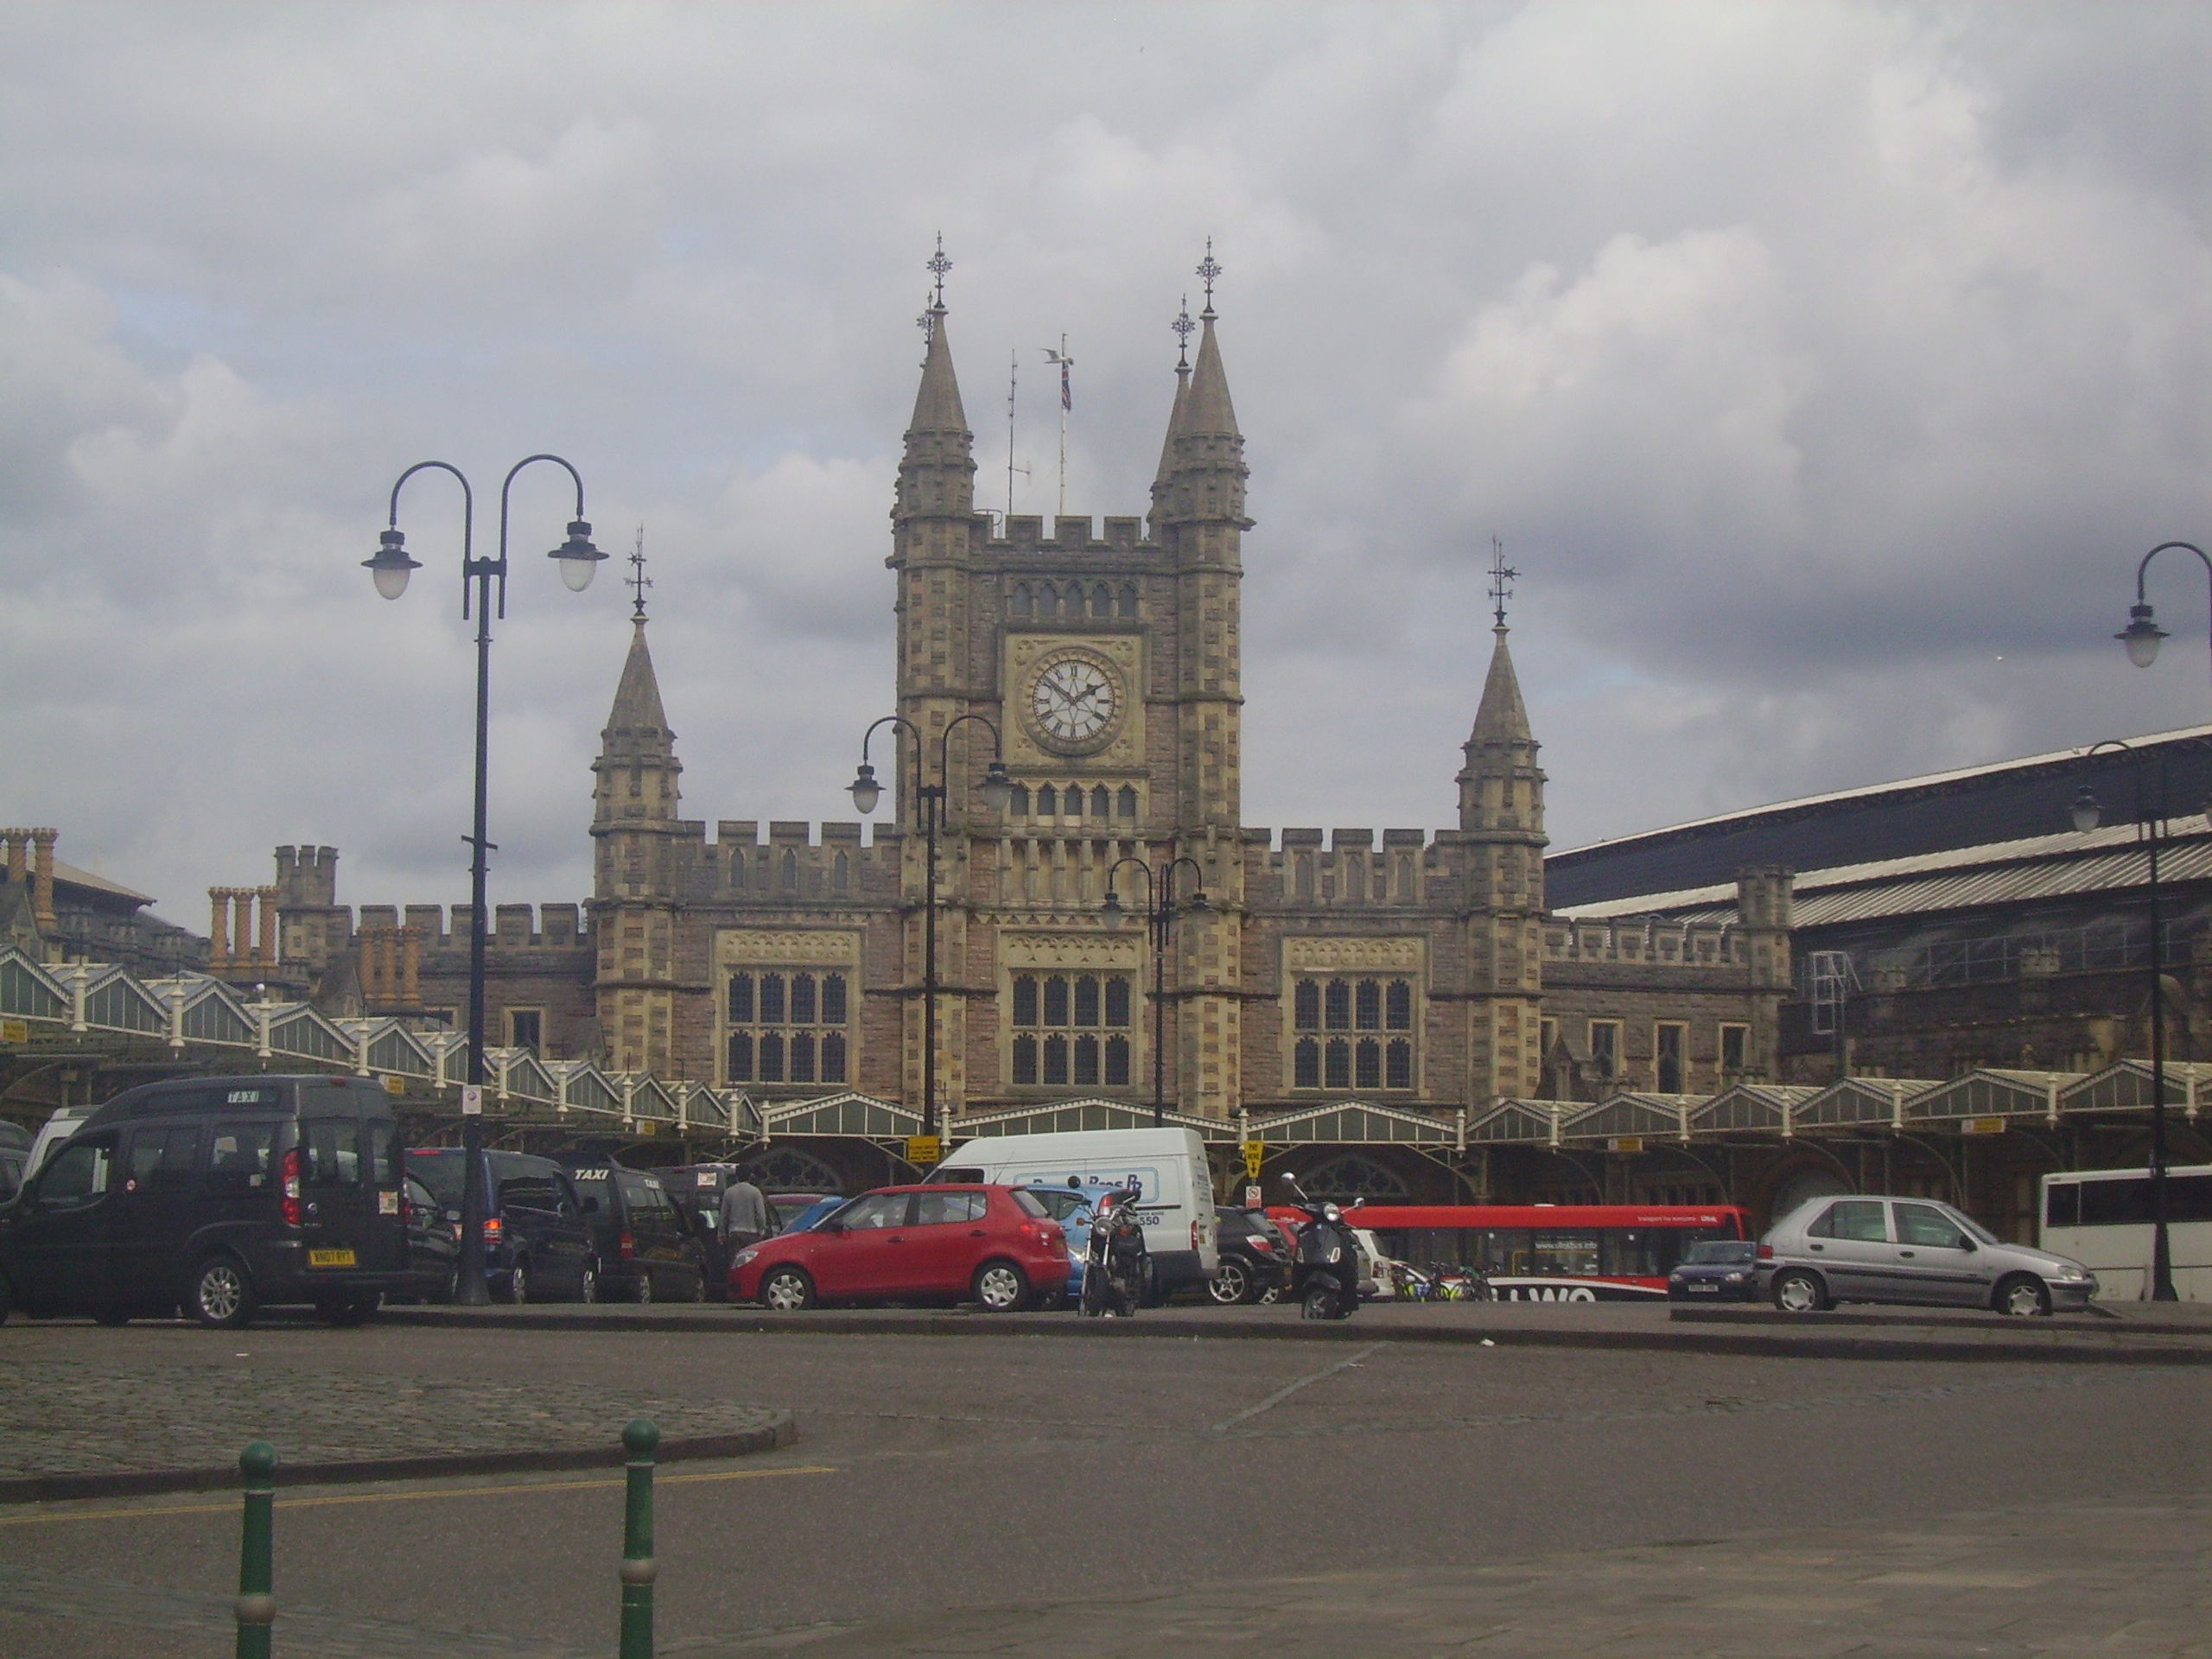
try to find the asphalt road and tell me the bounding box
[2,1319,2207,1656]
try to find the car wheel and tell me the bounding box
[972,1259,1030,1313]
[760,1266,815,1312]
[190,1256,257,1331]
[505,1260,531,1306]
[1209,1257,1254,1306]
[1771,1268,1828,1314]
[578,1262,598,1305]
[634,1269,654,1306]
[1994,1274,2052,1318]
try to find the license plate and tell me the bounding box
[1688,1282,1719,1293]
[308,1249,357,1268]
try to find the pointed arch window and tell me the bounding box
[757,1033,785,1083]
[1065,787,1083,821]
[790,1033,817,1084]
[1010,582,1033,620]
[1037,784,1058,817]
[1118,785,1138,819]
[1039,581,1059,618]
[1294,1038,1321,1089]
[1355,979,1382,1030]
[1355,1039,1382,1090]
[1090,785,1110,819]
[1324,1038,1351,1090]
[1118,582,1139,619]
[729,849,746,888]
[832,850,850,891]
[1092,582,1113,618]
[1008,784,1030,817]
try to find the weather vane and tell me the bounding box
[1172,295,1195,367]
[1196,238,1222,316]
[627,527,652,622]
[1488,537,1518,629]
[927,233,951,308]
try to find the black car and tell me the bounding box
[0,1074,410,1330]
[1667,1238,1761,1300]
[657,1164,742,1302]
[1206,1205,1293,1305]
[0,1120,28,1205]
[389,1174,461,1303]
[565,1164,704,1303]
[408,1147,599,1304]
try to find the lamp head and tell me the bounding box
[364,527,422,601]
[1100,888,1125,929]
[550,520,607,592]
[2119,604,2166,669]
[848,762,882,816]
[1182,889,1213,914]
[978,759,1014,813]
[2069,784,2102,834]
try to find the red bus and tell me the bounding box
[1347,1205,1752,1301]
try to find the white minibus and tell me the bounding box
[2039,1163,2212,1300]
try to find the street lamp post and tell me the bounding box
[365,456,605,1306]
[1101,855,1210,1126]
[2069,737,2199,1302]
[847,715,1013,1140]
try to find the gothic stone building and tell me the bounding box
[255,289,1792,1147]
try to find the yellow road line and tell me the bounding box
[0,1463,838,1526]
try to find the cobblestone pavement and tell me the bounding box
[751,1495,2212,1659]
[0,1353,783,1481]
[1,1494,2201,1657]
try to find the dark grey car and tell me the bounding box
[1758,1194,2096,1316]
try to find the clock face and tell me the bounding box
[1030,657,1117,746]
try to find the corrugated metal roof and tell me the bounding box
[1556,820,2212,931]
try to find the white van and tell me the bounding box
[24,1106,92,1179]
[929,1128,1219,1298]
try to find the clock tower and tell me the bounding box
[886,258,1249,1117]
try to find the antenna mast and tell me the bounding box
[1003,351,1030,521]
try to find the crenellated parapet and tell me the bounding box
[1244,828,1442,908]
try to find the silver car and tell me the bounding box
[1758,1194,2096,1317]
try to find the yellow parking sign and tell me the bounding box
[906,1135,943,1166]
[1242,1140,1265,1179]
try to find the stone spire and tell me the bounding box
[1151,296,1248,531]
[895,299,976,521]
[594,618,681,829]
[1458,626,1543,837]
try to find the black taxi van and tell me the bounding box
[0,1074,410,1330]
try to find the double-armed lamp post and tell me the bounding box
[2092,536,2212,1304]
[1101,855,1210,1126]
[364,456,605,1305]
[847,715,1013,1141]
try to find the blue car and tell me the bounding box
[778,1196,849,1236]
[1020,1187,1095,1304]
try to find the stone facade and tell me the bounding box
[245,281,1783,1122]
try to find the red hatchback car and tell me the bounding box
[729,1184,1069,1312]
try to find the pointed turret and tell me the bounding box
[594,618,682,831]
[1152,308,1249,534]
[1457,626,1543,839]
[894,306,976,521]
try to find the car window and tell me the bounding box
[913,1191,988,1226]
[0,1151,22,1202]
[1809,1199,1888,1243]
[37,1139,112,1207]
[365,1121,398,1188]
[1894,1202,1971,1248]
[1682,1241,1757,1265]
[1011,1189,1054,1219]
[206,1122,277,1192]
[837,1193,909,1230]
[499,1172,561,1212]
[1023,1189,1086,1220]
[933,1166,986,1184]
[409,1152,467,1207]
[126,1125,199,1192]
[405,1178,437,1211]
[302,1120,361,1187]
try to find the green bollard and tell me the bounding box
[235,1440,276,1659]
[618,1417,659,1659]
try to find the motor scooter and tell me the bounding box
[1279,1173,1361,1320]
[1077,1180,1149,1318]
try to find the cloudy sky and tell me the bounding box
[3,2,2207,929]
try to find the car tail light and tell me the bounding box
[279,1148,302,1227]
[1024,1222,1060,1249]
[1192,1220,1202,1252]
[399,1192,416,1225]
[483,1215,504,1243]
[619,1230,637,1261]
[1757,1243,1773,1260]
